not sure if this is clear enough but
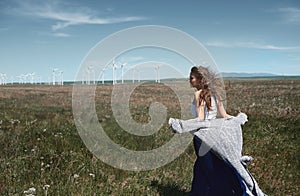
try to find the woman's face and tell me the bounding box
[189,74,199,88]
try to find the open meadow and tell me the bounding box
[0,78,299,195]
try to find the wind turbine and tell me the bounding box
[37,76,42,85]
[20,74,26,84]
[132,68,135,83]
[16,75,22,84]
[87,65,95,85]
[29,72,35,84]
[59,71,64,85]
[10,76,13,85]
[137,67,141,83]
[52,68,58,85]
[112,60,117,85]
[155,65,160,83]
[25,73,31,84]
[0,73,6,85]
[101,68,106,84]
[81,74,85,85]
[120,63,127,84]
[86,67,90,85]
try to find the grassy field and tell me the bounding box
[0,78,299,195]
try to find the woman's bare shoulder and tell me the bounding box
[194,90,202,96]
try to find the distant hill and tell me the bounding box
[221,72,279,78]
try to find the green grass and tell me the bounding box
[0,78,299,195]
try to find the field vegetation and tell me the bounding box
[0,78,299,195]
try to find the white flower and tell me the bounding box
[28,187,36,192]
[24,187,36,195]
[89,173,95,178]
[43,184,50,190]
[73,174,79,178]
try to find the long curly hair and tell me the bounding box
[190,66,225,110]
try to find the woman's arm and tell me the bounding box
[217,101,232,118]
[194,91,205,120]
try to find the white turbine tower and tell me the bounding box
[10,76,13,85]
[4,74,7,85]
[0,73,6,85]
[120,63,127,84]
[86,68,89,85]
[60,71,64,86]
[87,65,95,85]
[132,68,135,83]
[17,75,22,84]
[25,73,31,84]
[155,65,160,83]
[113,61,117,85]
[112,60,117,85]
[86,66,92,85]
[37,76,42,85]
[29,72,35,84]
[23,74,26,84]
[52,68,58,85]
[81,74,85,85]
[101,68,106,84]
[137,68,141,83]
[20,74,25,84]
[21,74,26,84]
[60,71,64,85]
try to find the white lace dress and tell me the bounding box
[190,95,218,120]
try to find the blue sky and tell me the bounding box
[0,0,300,82]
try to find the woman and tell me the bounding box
[188,66,243,195]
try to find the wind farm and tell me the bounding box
[0,61,166,86]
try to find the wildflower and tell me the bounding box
[43,184,50,190]
[89,173,95,178]
[10,119,20,125]
[23,187,36,195]
[43,184,50,196]
[30,119,37,124]
[28,187,36,192]
[73,174,79,178]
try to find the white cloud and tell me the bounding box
[206,41,300,50]
[11,1,147,30]
[35,9,146,30]
[52,32,70,37]
[278,7,300,24]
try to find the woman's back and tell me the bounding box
[191,95,217,119]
